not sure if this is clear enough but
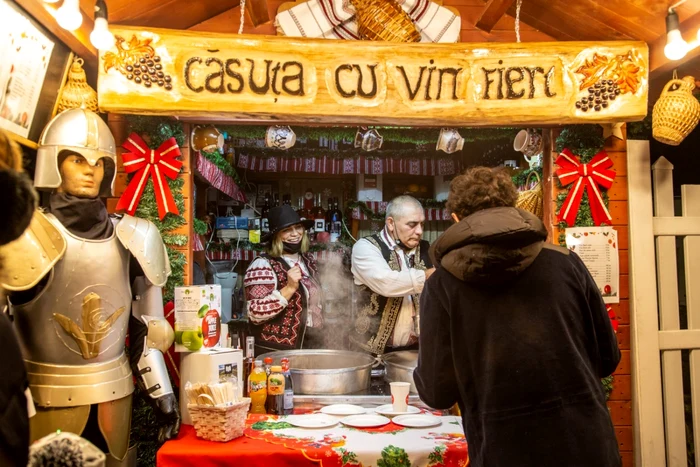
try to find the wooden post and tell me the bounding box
[681,184,700,467]
[653,157,687,467]
[107,115,194,288]
[627,139,666,467]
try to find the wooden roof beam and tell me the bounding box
[650,9,700,78]
[245,0,271,27]
[476,0,516,33]
[13,0,97,71]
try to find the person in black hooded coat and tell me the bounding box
[414,166,621,467]
[0,130,37,467]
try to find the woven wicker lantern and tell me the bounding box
[652,74,700,146]
[351,0,421,43]
[56,57,98,114]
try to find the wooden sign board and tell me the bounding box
[98,26,649,126]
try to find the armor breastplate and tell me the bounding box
[10,215,134,407]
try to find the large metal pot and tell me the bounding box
[382,350,418,393]
[258,349,375,395]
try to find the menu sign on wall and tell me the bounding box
[98,26,648,126]
[0,0,54,138]
[565,226,620,304]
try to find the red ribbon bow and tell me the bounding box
[116,133,183,220]
[555,148,616,227]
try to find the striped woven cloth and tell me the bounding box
[275,0,460,43]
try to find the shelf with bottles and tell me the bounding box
[206,243,349,263]
[348,200,451,221]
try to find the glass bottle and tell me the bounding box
[248,360,268,414]
[242,336,255,397]
[260,194,271,234]
[313,193,326,233]
[281,357,294,415]
[265,365,285,415]
[330,198,342,243]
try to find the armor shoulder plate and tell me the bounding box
[0,210,66,291]
[116,215,171,287]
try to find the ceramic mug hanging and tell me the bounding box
[361,129,383,151]
[191,125,224,153]
[265,125,296,150]
[436,128,465,154]
[513,129,543,157]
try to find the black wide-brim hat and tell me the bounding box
[261,204,314,243]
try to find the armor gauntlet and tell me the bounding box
[134,335,180,442]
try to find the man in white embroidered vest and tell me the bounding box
[350,195,435,355]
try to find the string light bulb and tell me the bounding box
[55,0,83,31]
[665,9,689,60]
[90,0,115,50]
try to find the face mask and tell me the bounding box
[283,241,301,253]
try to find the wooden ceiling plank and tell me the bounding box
[649,9,700,77]
[593,0,665,38]
[13,0,97,69]
[504,4,577,41]
[188,5,277,35]
[246,0,272,27]
[520,0,633,41]
[109,0,166,23]
[116,0,241,30]
[554,0,655,42]
[475,0,515,33]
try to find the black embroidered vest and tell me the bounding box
[251,253,319,351]
[351,234,432,355]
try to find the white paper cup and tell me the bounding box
[390,382,411,413]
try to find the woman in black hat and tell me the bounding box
[244,204,324,352]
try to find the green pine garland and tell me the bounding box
[193,218,208,235]
[124,116,188,466]
[219,125,519,147]
[511,167,543,189]
[627,114,652,140]
[555,124,615,400]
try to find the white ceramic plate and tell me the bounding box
[374,404,421,417]
[320,404,366,416]
[340,414,391,428]
[392,414,443,428]
[286,414,339,429]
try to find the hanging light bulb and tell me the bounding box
[56,0,83,31]
[44,0,60,3]
[90,0,115,50]
[664,9,689,61]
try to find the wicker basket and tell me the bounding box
[652,75,700,146]
[351,0,421,43]
[188,397,251,442]
[516,171,543,220]
[57,58,98,114]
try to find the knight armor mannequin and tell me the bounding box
[0,109,180,466]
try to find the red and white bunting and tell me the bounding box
[196,152,248,203]
[237,154,460,176]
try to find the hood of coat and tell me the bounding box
[430,207,547,285]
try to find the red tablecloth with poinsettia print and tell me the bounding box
[158,414,469,467]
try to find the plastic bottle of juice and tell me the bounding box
[265,365,285,415]
[248,359,267,414]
